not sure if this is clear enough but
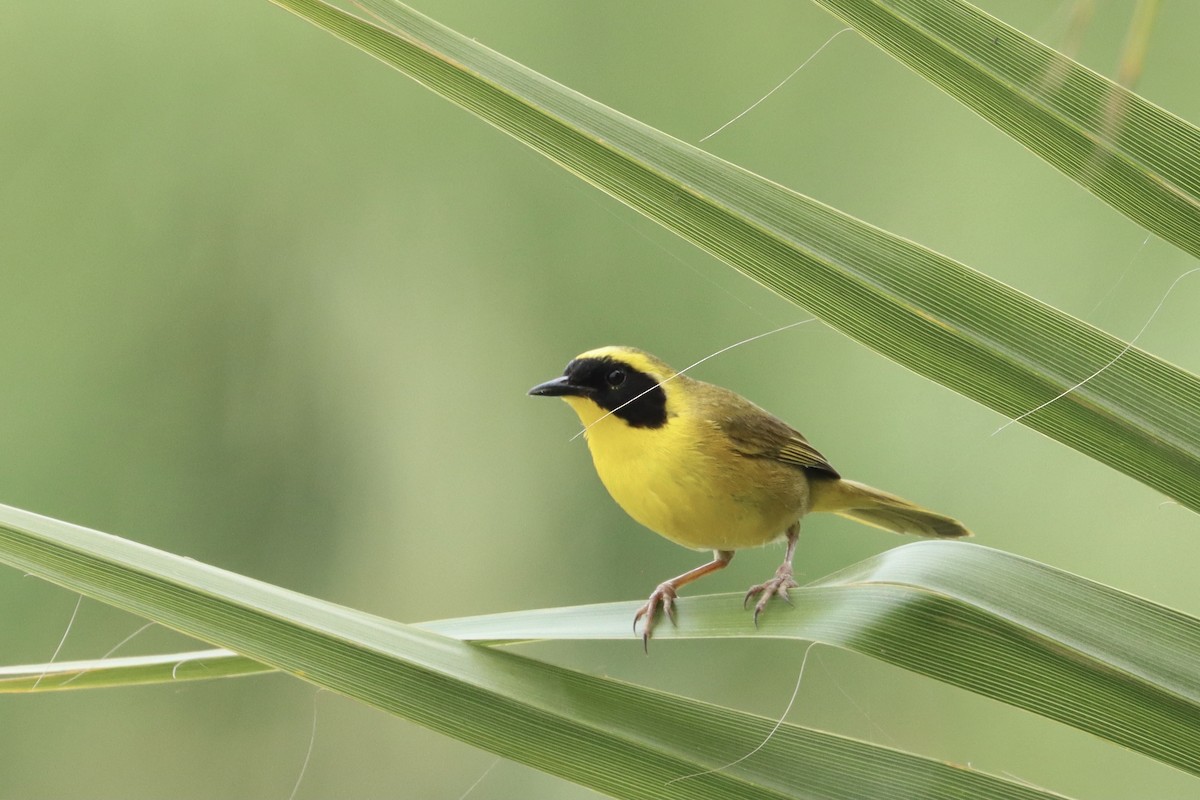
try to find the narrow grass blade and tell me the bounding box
[0,649,269,692]
[270,0,1200,513]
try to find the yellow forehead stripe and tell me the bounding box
[574,346,677,380]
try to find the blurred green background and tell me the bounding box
[2,1,1199,797]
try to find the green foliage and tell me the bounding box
[2,0,1198,797]
[7,541,1200,779]
[277,0,1200,512]
[811,0,1200,259]
[0,507,1065,800]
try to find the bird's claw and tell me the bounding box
[743,564,798,627]
[633,583,678,651]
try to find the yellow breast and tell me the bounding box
[565,394,808,551]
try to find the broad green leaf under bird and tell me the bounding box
[4,499,1199,781]
[0,504,1070,800]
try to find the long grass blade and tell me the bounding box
[0,503,1069,800]
[270,0,1200,513]
[809,0,1199,257]
[0,649,269,692]
[6,530,1199,779]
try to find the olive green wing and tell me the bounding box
[715,397,840,479]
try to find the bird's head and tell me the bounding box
[528,346,678,429]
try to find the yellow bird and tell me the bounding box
[529,346,970,645]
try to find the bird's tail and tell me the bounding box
[810,478,970,539]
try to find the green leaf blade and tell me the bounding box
[0,504,1069,800]
[426,542,1200,777]
[810,0,1200,258]
[0,649,271,692]
[270,0,1200,513]
[9,507,1200,781]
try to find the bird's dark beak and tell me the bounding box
[528,375,588,397]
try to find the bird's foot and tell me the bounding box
[743,563,798,627]
[633,582,678,651]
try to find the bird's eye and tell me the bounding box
[607,369,627,387]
